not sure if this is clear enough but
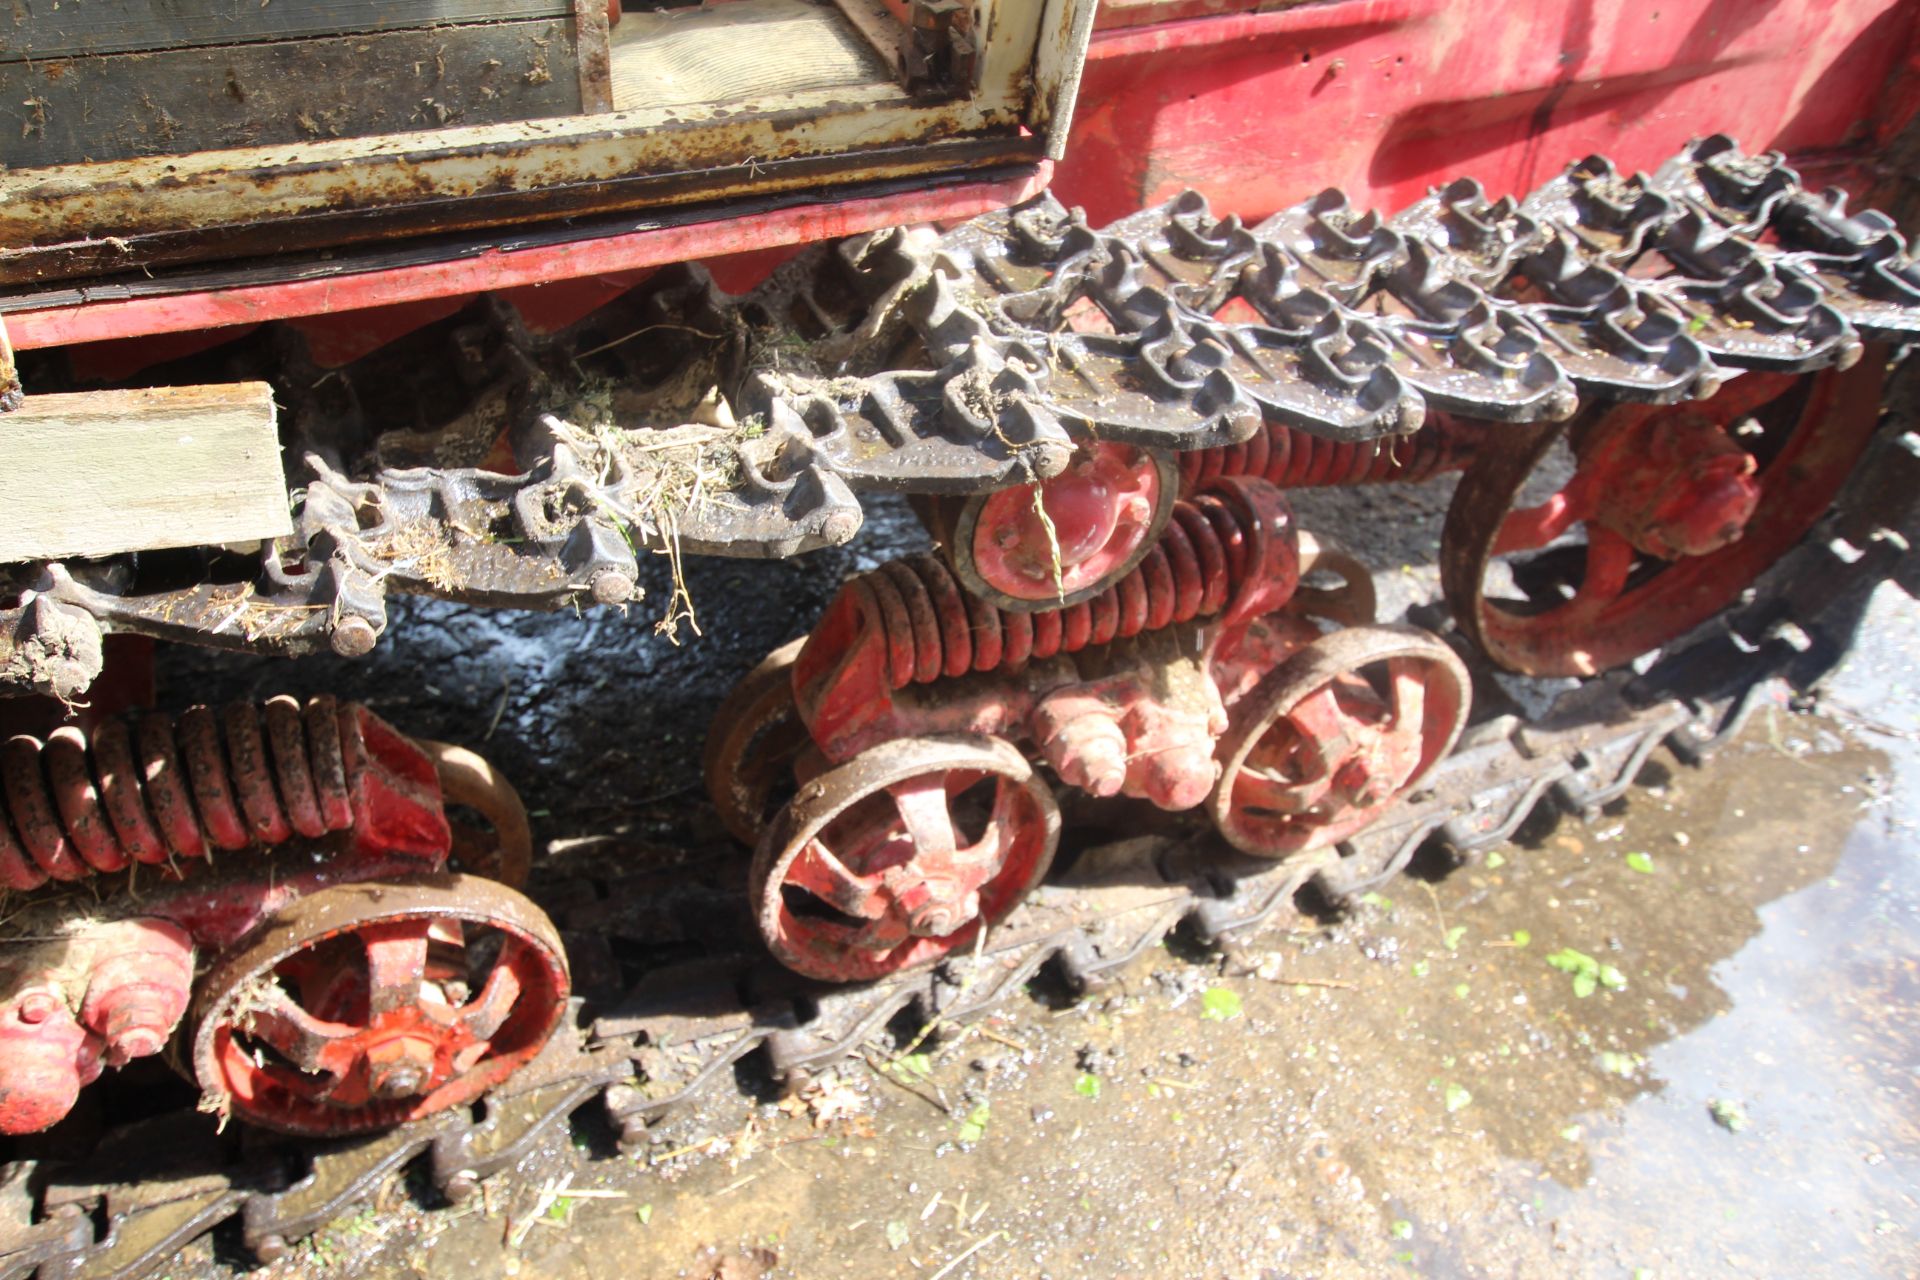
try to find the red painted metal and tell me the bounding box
[753,738,1059,982]
[0,987,99,1136]
[191,876,570,1135]
[747,476,1474,977]
[3,166,1053,353]
[1571,387,1771,562]
[793,479,1302,764]
[968,442,1168,605]
[0,917,195,1133]
[774,481,1309,892]
[1449,358,1891,677]
[1181,414,1486,493]
[0,697,479,1135]
[78,919,195,1067]
[1210,627,1469,856]
[0,697,415,887]
[1054,0,1917,228]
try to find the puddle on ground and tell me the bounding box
[229,586,1920,1280]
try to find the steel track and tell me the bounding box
[4,365,1915,1280]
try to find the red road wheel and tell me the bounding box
[1293,530,1377,627]
[928,443,1177,611]
[189,875,569,1137]
[704,637,810,846]
[1210,626,1469,858]
[752,736,1059,983]
[1441,357,1889,676]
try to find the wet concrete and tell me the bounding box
[163,572,1919,1280]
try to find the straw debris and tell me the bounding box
[540,379,758,644]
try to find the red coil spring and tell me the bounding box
[1179,416,1483,492]
[862,491,1264,688]
[0,696,360,891]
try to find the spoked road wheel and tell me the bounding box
[924,442,1178,612]
[752,736,1060,983]
[1441,358,1889,677]
[190,875,569,1137]
[704,638,810,846]
[1210,626,1470,858]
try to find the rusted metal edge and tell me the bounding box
[0,131,1047,294]
[572,0,617,115]
[2,161,1052,350]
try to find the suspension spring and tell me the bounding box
[1179,415,1485,492]
[0,696,360,891]
[862,490,1268,688]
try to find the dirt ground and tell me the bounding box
[146,486,1920,1280]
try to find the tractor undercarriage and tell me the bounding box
[2,132,1919,1277]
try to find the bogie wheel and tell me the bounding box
[704,637,810,846]
[417,740,533,888]
[925,443,1178,611]
[1210,626,1470,858]
[1294,530,1377,627]
[1441,357,1888,676]
[752,736,1060,983]
[189,875,569,1137]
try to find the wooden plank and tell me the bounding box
[609,0,888,112]
[0,20,585,171]
[0,0,570,63]
[0,383,290,563]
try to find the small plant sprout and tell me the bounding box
[1545,947,1627,998]
[1201,987,1243,1021]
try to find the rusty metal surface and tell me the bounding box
[0,150,1915,1272]
[186,874,571,1136]
[0,698,549,1141]
[0,164,1054,346]
[0,318,17,414]
[0,0,1092,288]
[3,393,1916,1270]
[4,138,1915,690]
[1441,358,1890,677]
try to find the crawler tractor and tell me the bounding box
[1,0,1917,1272]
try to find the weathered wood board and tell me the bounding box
[0,0,572,61]
[610,0,888,112]
[0,383,291,563]
[0,20,588,170]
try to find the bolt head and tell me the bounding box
[365,1035,437,1099]
[590,570,635,606]
[15,992,60,1025]
[911,906,960,937]
[330,615,379,658]
[371,1065,426,1100]
[821,510,863,544]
